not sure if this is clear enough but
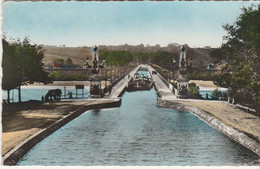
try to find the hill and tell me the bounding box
[42,46,92,66]
[42,44,216,69]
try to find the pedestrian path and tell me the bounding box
[106,65,141,99]
[147,65,177,100]
[107,64,177,100]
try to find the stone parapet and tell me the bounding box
[2,99,121,165]
[157,99,260,157]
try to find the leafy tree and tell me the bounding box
[99,49,176,69]
[53,58,65,64]
[213,5,260,110]
[66,58,73,64]
[209,48,224,63]
[151,51,172,64]
[2,38,51,103]
[132,52,150,63]
[2,39,20,103]
[188,83,201,98]
[99,50,133,66]
[211,89,222,99]
[17,38,51,85]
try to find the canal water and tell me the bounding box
[2,86,89,102]
[18,88,259,166]
[199,89,227,99]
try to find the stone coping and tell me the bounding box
[157,98,260,157]
[2,99,121,166]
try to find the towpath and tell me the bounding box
[147,65,177,100]
[146,65,260,145]
[2,99,119,157]
[107,65,141,99]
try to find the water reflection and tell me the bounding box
[92,109,101,115]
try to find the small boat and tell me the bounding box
[126,73,153,92]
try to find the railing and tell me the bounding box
[150,65,177,94]
[110,65,137,87]
[61,89,89,99]
[61,92,89,99]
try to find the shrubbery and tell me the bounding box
[211,6,260,112]
[188,83,202,99]
[99,50,133,66]
[53,58,65,64]
[211,89,222,99]
[99,49,175,67]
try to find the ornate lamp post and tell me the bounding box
[176,45,189,98]
[89,45,104,98]
[92,46,99,74]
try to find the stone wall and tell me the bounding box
[3,99,121,165]
[157,99,260,157]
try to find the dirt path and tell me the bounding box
[175,100,260,143]
[2,100,115,156]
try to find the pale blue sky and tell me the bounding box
[3,1,260,47]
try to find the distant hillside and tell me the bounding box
[43,46,92,66]
[189,47,216,69]
[42,44,216,69]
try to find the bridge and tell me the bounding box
[104,64,177,100]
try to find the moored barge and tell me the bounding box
[126,73,153,91]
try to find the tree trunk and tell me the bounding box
[7,89,10,104]
[18,85,21,103]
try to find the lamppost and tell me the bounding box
[105,69,107,88]
[111,69,114,82]
[175,45,189,98]
[102,59,107,87]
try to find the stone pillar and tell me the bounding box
[176,45,189,98]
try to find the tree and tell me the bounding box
[2,39,20,103]
[18,38,51,85]
[209,48,224,63]
[211,89,222,100]
[188,82,201,97]
[53,58,65,64]
[2,38,51,103]
[214,5,260,111]
[151,51,170,63]
[99,50,133,66]
[66,58,73,64]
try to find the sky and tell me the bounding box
[2,1,260,48]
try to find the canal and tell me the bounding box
[18,88,259,166]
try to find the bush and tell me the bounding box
[53,58,64,64]
[49,71,64,79]
[188,83,199,95]
[66,58,73,64]
[211,89,222,99]
[188,82,202,98]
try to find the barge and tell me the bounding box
[126,73,153,91]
